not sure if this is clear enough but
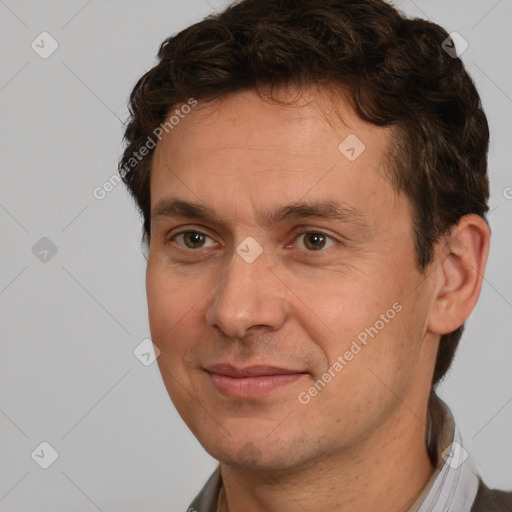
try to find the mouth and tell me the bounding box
[205,364,308,398]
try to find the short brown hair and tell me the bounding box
[119,0,490,459]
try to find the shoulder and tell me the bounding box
[471,479,512,512]
[187,465,222,512]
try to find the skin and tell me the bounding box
[146,86,490,511]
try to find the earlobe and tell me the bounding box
[427,214,490,335]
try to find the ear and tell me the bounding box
[427,214,491,335]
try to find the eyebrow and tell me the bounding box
[150,197,367,229]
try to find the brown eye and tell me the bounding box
[296,231,336,251]
[183,232,205,248]
[172,231,215,249]
[304,232,326,250]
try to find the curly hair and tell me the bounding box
[119,0,490,465]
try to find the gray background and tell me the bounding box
[0,0,511,510]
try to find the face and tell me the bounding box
[146,87,439,471]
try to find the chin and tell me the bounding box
[197,425,314,472]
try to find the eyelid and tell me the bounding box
[167,227,219,251]
[289,229,340,251]
[167,226,341,252]
[167,224,216,240]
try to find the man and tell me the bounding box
[119,0,512,510]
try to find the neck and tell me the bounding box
[218,411,435,512]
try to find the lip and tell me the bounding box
[207,364,303,377]
[206,364,308,398]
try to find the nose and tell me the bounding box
[205,245,289,339]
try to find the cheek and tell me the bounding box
[289,270,386,353]
[295,266,417,394]
[147,267,208,409]
[146,263,207,353]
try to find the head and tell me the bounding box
[120,0,490,469]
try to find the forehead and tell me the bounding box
[150,87,404,230]
[155,86,390,159]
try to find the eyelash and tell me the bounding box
[168,229,339,253]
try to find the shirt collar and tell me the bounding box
[408,397,479,512]
[187,399,479,512]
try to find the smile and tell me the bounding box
[205,364,308,398]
